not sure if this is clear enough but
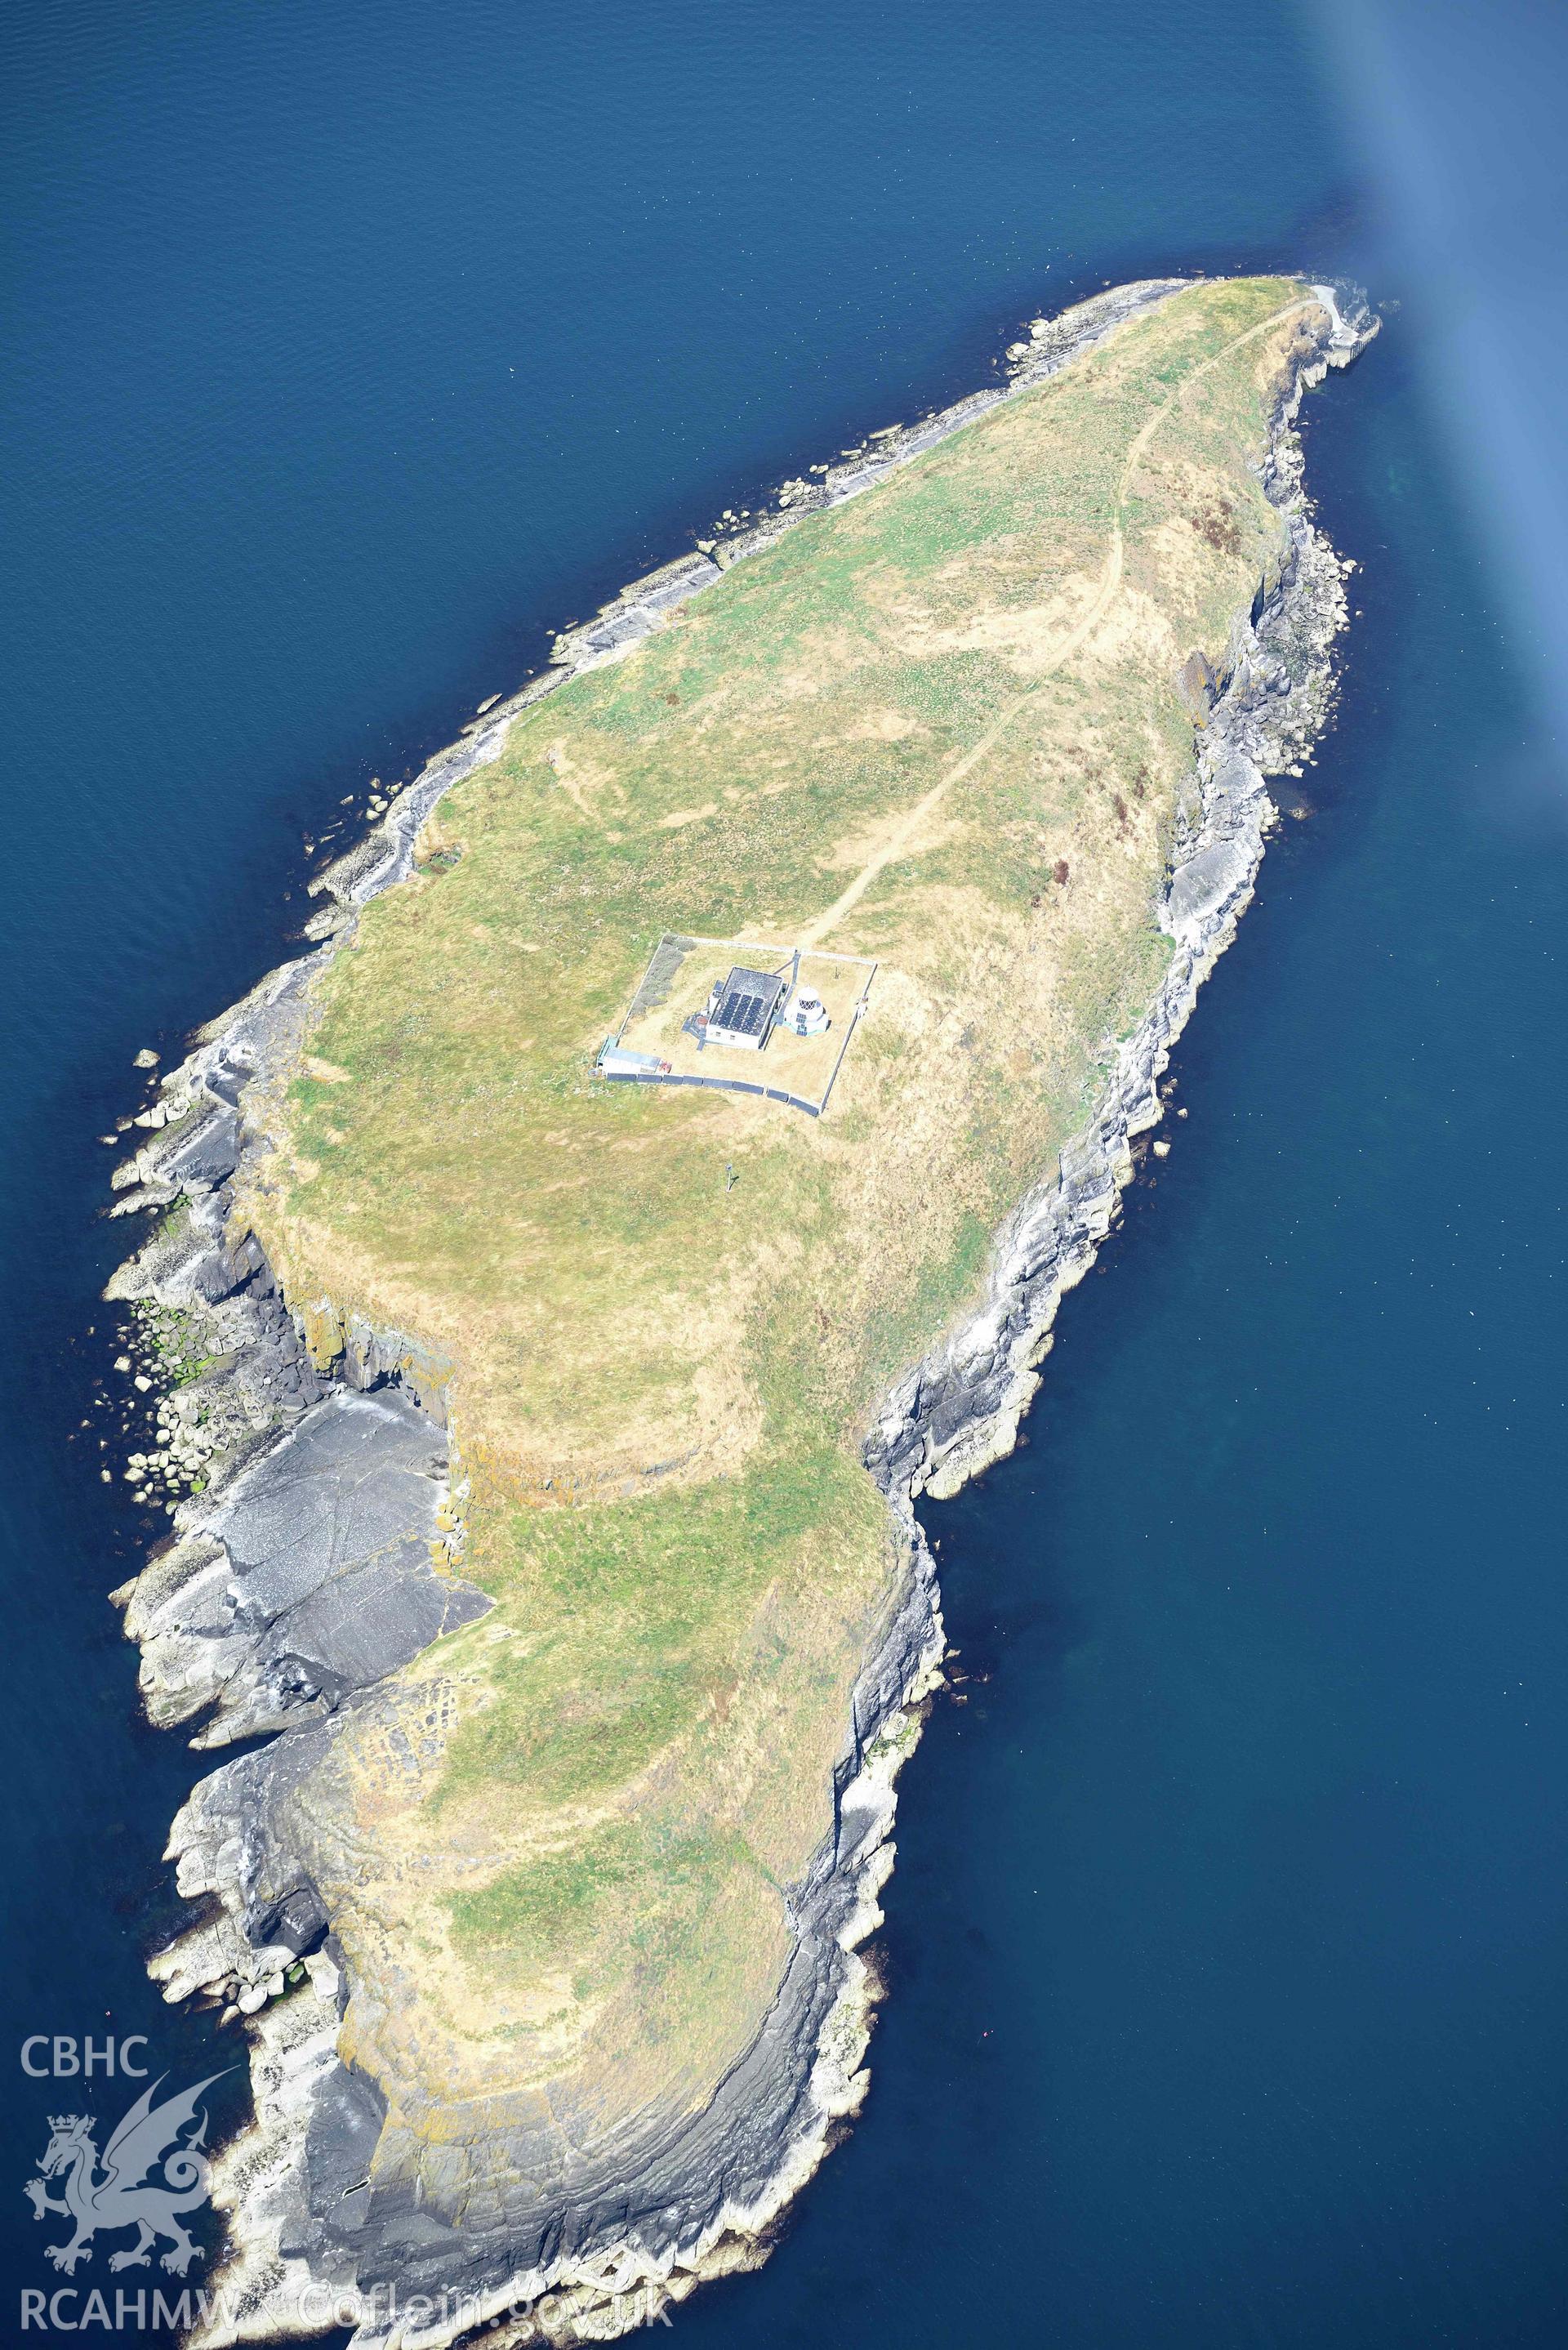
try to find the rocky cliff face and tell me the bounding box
[866,292,1372,1507]
[105,279,1374,2349]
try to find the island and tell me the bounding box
[106,275,1372,2346]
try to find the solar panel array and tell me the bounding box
[716,985,771,1037]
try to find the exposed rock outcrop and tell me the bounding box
[866,289,1374,1505]
[104,278,1374,2349]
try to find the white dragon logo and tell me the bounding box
[24,2072,226,2276]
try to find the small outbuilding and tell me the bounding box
[777,988,830,1038]
[597,1041,672,1081]
[705,965,786,1050]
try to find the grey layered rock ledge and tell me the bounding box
[105,278,1376,2350]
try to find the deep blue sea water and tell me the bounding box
[2,2,1564,2343]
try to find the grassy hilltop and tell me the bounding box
[237,279,1325,2169]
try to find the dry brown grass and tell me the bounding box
[234,279,1324,2177]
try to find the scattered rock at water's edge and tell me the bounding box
[102,277,1376,2350]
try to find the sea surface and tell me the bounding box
[2,2,1564,2343]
